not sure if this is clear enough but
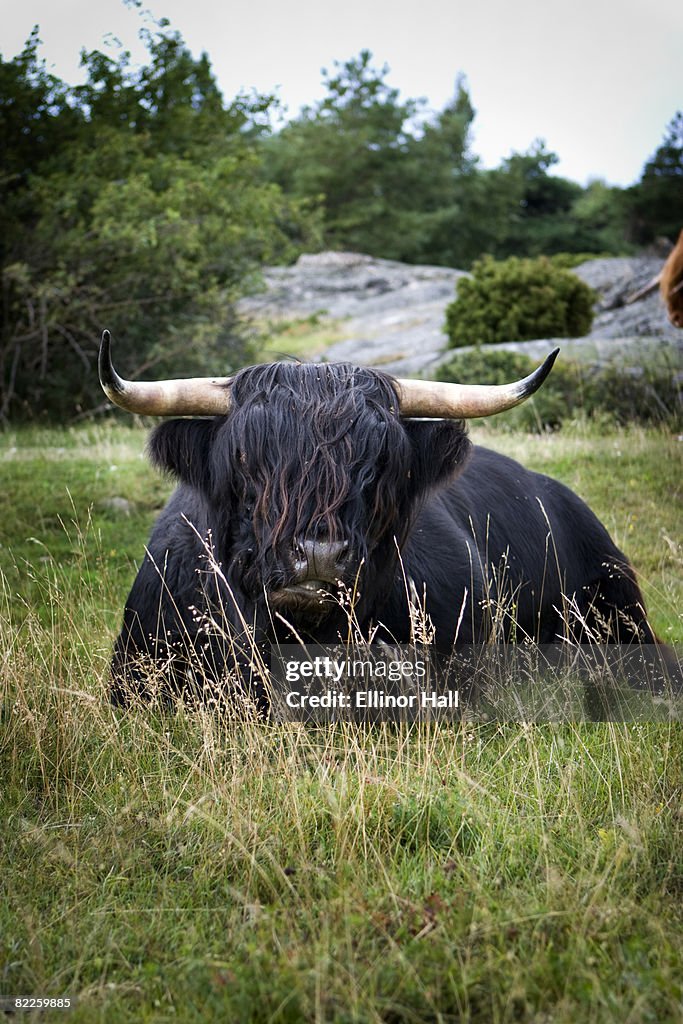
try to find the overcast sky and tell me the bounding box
[3,0,682,186]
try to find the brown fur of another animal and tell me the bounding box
[660,228,683,327]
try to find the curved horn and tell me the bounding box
[395,348,560,419]
[99,330,234,416]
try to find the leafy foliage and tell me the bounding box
[263,56,680,269]
[445,256,595,347]
[0,26,315,419]
[263,53,477,263]
[625,112,683,244]
[264,58,683,269]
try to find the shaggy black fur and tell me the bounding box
[110,361,670,705]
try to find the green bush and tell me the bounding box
[435,347,682,432]
[445,256,595,348]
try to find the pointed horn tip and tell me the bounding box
[99,329,111,360]
[99,329,110,360]
[544,345,560,372]
[99,328,111,359]
[98,328,123,396]
[525,347,560,394]
[541,346,560,372]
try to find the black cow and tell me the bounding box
[98,333,671,705]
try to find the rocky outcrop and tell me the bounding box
[239,251,466,375]
[239,251,680,376]
[573,257,679,341]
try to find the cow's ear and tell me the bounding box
[404,419,471,494]
[148,419,217,490]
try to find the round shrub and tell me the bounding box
[445,256,595,348]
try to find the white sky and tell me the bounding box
[3,0,682,186]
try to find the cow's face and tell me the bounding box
[149,363,471,629]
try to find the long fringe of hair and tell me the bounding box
[215,362,414,580]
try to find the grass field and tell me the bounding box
[1,421,682,1022]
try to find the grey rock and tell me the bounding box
[239,251,467,375]
[98,496,134,515]
[572,257,660,309]
[572,256,679,343]
[239,251,680,377]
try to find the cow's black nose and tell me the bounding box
[292,538,350,584]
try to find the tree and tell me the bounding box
[393,76,480,266]
[0,31,83,261]
[570,179,631,254]
[625,112,683,244]
[265,71,630,269]
[264,51,423,257]
[0,22,315,419]
[491,142,583,256]
[264,58,484,264]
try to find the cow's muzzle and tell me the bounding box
[292,538,350,585]
[268,539,353,613]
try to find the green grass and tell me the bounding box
[1,421,682,1022]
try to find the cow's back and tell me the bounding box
[389,446,638,645]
